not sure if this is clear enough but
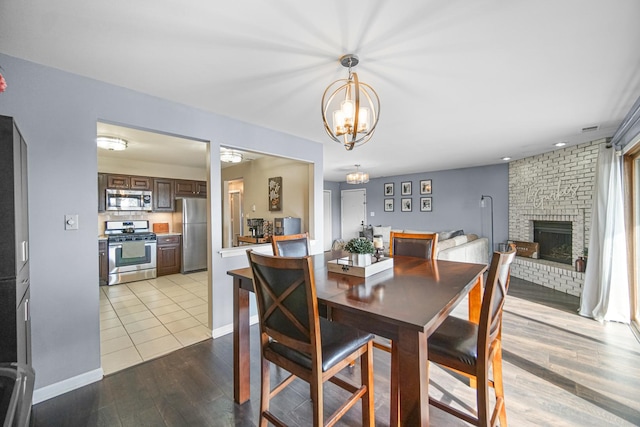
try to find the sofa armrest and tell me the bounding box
[436,237,489,264]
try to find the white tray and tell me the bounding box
[327,257,394,278]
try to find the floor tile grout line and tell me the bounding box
[100,274,211,374]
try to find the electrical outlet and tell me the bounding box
[65,214,79,230]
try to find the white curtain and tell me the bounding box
[579,144,630,323]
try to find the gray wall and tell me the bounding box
[0,53,323,397]
[329,164,509,248]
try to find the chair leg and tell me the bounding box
[360,342,375,426]
[492,343,507,426]
[390,342,400,426]
[311,376,323,427]
[260,357,271,427]
[476,364,492,427]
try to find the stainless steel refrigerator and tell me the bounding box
[174,198,207,273]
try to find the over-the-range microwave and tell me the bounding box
[106,189,152,211]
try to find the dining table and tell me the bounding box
[227,250,487,426]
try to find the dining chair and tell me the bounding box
[246,250,375,427]
[271,232,310,257]
[389,231,439,258]
[427,244,516,427]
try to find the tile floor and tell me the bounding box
[99,271,211,375]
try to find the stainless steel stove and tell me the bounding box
[105,220,157,285]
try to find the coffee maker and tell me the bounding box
[247,218,265,238]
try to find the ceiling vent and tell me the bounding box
[581,125,599,133]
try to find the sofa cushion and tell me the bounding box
[451,235,469,246]
[373,226,392,244]
[439,229,464,241]
[436,238,458,252]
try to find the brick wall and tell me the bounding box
[508,139,605,296]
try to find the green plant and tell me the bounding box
[344,237,375,254]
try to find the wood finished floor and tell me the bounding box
[32,277,640,426]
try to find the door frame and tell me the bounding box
[340,188,366,241]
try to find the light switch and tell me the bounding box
[65,214,79,230]
[370,211,375,217]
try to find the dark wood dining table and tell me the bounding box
[227,251,487,426]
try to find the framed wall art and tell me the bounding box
[401,181,412,195]
[401,198,412,212]
[420,197,432,212]
[268,176,282,211]
[384,182,394,196]
[384,198,394,212]
[420,179,432,195]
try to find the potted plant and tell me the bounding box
[344,237,375,266]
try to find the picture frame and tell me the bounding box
[420,179,432,195]
[420,197,432,212]
[401,198,412,212]
[384,182,394,196]
[384,198,394,212]
[268,176,282,211]
[401,181,412,195]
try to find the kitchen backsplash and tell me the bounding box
[98,211,175,235]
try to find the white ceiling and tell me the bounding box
[2,1,640,181]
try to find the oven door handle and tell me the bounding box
[108,242,155,249]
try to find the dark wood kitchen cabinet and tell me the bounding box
[97,173,107,212]
[0,115,32,367]
[98,240,108,285]
[107,174,151,190]
[175,179,207,198]
[157,235,181,276]
[153,178,175,212]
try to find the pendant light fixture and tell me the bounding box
[346,164,369,184]
[321,54,380,151]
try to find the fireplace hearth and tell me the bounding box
[533,221,572,264]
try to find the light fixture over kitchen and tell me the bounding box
[346,164,369,184]
[321,54,380,151]
[220,148,243,163]
[96,136,127,151]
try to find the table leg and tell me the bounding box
[233,277,251,404]
[396,328,429,426]
[468,274,483,390]
[468,275,483,325]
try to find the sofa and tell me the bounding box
[371,226,489,265]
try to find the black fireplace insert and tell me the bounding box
[533,221,572,264]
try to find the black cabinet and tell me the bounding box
[153,178,175,212]
[0,115,32,367]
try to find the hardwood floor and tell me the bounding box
[32,277,640,426]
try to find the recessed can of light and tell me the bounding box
[554,142,567,147]
[501,157,511,161]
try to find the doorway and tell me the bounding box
[624,139,640,340]
[323,190,332,251]
[341,188,366,240]
[229,187,243,246]
[97,122,212,375]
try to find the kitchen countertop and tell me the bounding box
[98,232,181,241]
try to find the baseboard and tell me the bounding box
[32,368,103,404]
[212,314,259,338]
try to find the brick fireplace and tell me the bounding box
[508,139,605,296]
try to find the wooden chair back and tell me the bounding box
[480,244,516,356]
[247,250,320,365]
[389,231,438,259]
[271,232,311,257]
